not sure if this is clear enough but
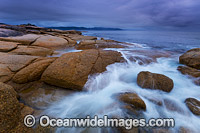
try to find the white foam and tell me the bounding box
[44,51,200,133]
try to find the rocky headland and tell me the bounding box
[0,23,199,132]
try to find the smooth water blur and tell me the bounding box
[45,53,200,133]
[83,30,200,53]
[44,30,200,133]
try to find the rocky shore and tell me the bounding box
[0,23,199,132]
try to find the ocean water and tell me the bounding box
[45,30,200,133]
[83,30,200,53]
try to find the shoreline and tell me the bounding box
[0,23,200,132]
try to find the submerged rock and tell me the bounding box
[194,78,200,86]
[164,99,184,113]
[42,49,124,90]
[178,127,194,133]
[124,49,172,65]
[185,98,200,116]
[179,48,200,69]
[137,71,174,92]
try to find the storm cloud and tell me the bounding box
[0,0,200,28]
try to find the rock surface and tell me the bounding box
[0,34,41,45]
[118,92,146,110]
[10,45,53,56]
[0,82,32,132]
[185,98,200,115]
[32,35,69,49]
[137,71,174,92]
[0,64,14,82]
[0,28,24,37]
[0,53,37,72]
[76,40,125,50]
[179,48,200,69]
[13,58,55,84]
[67,34,97,41]
[177,66,200,78]
[59,36,77,46]
[42,49,124,90]
[0,41,18,52]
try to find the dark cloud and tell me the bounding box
[0,0,200,28]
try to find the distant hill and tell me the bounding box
[47,26,123,31]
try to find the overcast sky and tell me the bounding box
[0,0,200,29]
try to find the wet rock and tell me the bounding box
[0,64,14,82]
[177,66,200,78]
[185,98,200,115]
[0,82,21,132]
[0,41,18,52]
[13,58,55,84]
[31,35,69,49]
[137,71,174,92]
[0,34,42,45]
[177,66,200,85]
[42,49,124,90]
[118,92,146,110]
[179,48,200,69]
[10,45,53,56]
[76,40,125,50]
[19,82,75,109]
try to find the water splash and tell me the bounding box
[44,51,200,133]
